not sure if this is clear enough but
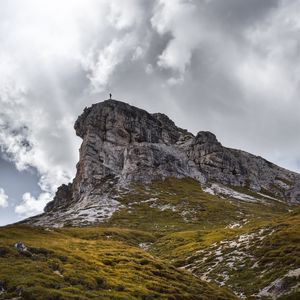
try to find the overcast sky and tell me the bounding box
[1,0,300,225]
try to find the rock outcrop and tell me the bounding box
[23,99,300,227]
[188,131,299,195]
[59,100,204,209]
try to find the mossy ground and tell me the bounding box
[163,210,300,299]
[0,178,299,299]
[104,178,299,298]
[106,178,290,233]
[0,225,236,300]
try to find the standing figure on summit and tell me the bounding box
[109,93,112,99]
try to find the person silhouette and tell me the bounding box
[109,93,112,99]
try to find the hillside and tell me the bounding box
[0,179,299,299]
[1,99,299,299]
[0,225,237,300]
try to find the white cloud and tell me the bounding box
[0,0,151,215]
[132,46,145,61]
[236,0,300,103]
[0,188,8,208]
[107,0,143,30]
[15,192,51,217]
[151,0,203,74]
[167,75,184,86]
[145,64,154,74]
[86,35,139,92]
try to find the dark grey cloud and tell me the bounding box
[0,0,299,223]
[204,0,280,29]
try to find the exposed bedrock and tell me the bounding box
[36,99,300,222]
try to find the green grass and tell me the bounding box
[103,178,299,299]
[0,178,299,299]
[0,225,236,300]
[151,209,300,299]
[105,178,290,233]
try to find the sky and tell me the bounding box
[1,0,300,225]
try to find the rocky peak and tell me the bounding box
[189,131,222,157]
[24,99,300,227]
[74,100,188,145]
[70,100,204,209]
[194,131,219,145]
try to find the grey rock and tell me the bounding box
[14,242,32,257]
[14,241,27,252]
[188,131,300,200]
[71,100,204,204]
[22,99,300,227]
[44,183,73,212]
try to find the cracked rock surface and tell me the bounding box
[23,99,300,226]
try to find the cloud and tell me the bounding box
[151,0,202,76]
[0,188,8,208]
[0,0,152,217]
[236,0,300,102]
[107,0,144,30]
[86,34,138,92]
[15,192,51,217]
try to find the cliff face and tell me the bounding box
[188,131,300,194]
[70,100,204,206]
[24,99,300,226]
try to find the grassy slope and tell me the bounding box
[0,225,236,300]
[103,178,300,299]
[150,210,300,299]
[0,178,299,299]
[106,178,289,233]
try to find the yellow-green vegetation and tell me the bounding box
[0,225,236,300]
[183,209,300,300]
[149,211,300,298]
[105,178,299,299]
[0,178,299,299]
[106,178,290,233]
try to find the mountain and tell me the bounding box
[1,99,299,299]
[23,99,300,227]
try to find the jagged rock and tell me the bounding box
[44,183,73,212]
[71,100,204,204]
[14,242,27,251]
[22,99,300,227]
[188,132,300,198]
[14,242,32,257]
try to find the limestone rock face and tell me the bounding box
[24,99,300,227]
[44,183,73,212]
[71,100,204,205]
[188,132,300,199]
